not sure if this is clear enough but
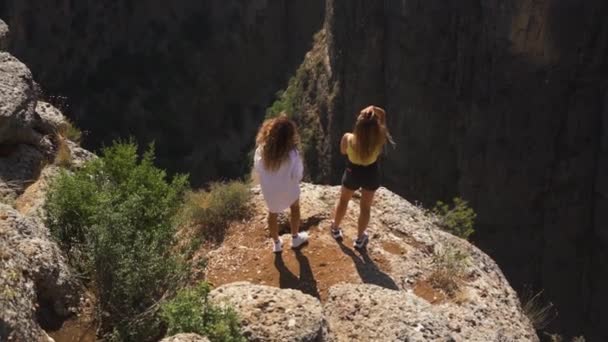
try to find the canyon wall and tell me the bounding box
[288,0,608,339]
[0,0,325,185]
[2,0,607,339]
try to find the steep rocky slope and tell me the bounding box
[0,0,325,185]
[282,1,608,339]
[0,23,93,341]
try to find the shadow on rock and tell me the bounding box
[274,251,320,299]
[337,240,399,291]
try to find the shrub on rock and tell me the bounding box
[432,197,476,240]
[45,141,188,340]
[161,282,244,342]
[182,181,250,243]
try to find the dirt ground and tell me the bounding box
[205,211,415,302]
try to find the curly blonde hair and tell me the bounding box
[256,114,300,171]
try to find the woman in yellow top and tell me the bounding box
[330,105,392,249]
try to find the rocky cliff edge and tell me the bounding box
[0,18,537,342]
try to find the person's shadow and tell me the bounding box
[337,240,399,290]
[274,250,320,299]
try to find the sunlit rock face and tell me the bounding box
[0,0,325,185]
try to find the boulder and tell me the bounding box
[35,101,68,135]
[0,19,8,50]
[0,52,41,145]
[0,144,47,202]
[66,140,96,168]
[160,333,210,342]
[210,282,326,342]
[0,204,79,341]
[325,284,452,342]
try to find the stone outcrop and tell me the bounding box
[160,333,210,342]
[34,101,69,136]
[0,19,8,50]
[279,1,608,339]
[0,51,41,146]
[210,282,327,342]
[0,204,79,341]
[0,23,87,341]
[324,284,451,342]
[0,1,326,186]
[204,183,538,341]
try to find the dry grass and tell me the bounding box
[521,289,556,330]
[53,135,73,168]
[182,181,251,244]
[53,117,82,168]
[542,333,585,342]
[428,244,469,298]
[58,119,82,144]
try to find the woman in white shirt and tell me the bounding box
[253,114,308,252]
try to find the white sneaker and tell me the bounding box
[331,226,343,240]
[353,232,369,249]
[291,232,309,249]
[272,237,283,253]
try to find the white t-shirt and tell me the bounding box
[253,146,303,213]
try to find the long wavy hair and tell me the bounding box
[256,114,300,171]
[351,111,388,161]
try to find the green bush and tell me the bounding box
[161,282,245,342]
[265,75,299,119]
[264,65,323,182]
[183,181,250,243]
[45,141,188,341]
[432,197,477,240]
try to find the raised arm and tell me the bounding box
[340,133,351,155]
[360,105,386,125]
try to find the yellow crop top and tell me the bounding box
[346,135,382,166]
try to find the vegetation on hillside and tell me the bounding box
[45,140,248,341]
[427,197,476,298]
[59,119,83,144]
[161,282,245,342]
[521,289,556,331]
[265,30,330,183]
[182,181,251,244]
[45,141,188,340]
[428,244,469,298]
[432,197,477,240]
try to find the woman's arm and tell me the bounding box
[290,149,304,181]
[361,105,386,125]
[340,133,350,155]
[251,146,262,184]
[251,169,260,185]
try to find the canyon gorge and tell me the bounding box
[2,0,607,340]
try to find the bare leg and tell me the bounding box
[332,186,355,229]
[358,189,376,239]
[268,212,279,241]
[290,200,301,237]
